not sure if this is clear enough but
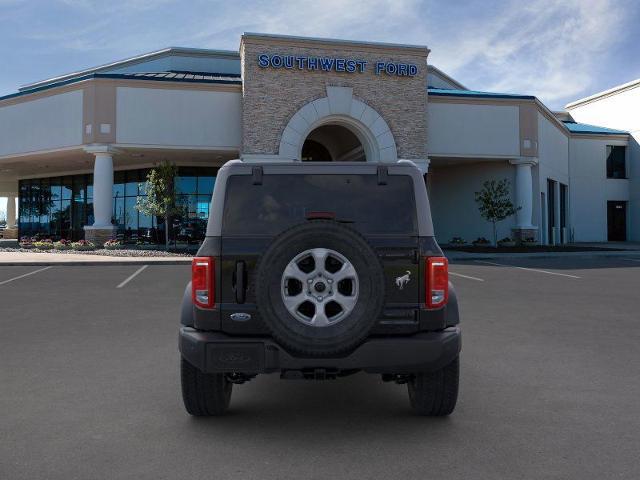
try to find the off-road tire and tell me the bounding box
[181,357,232,416]
[255,220,385,357]
[408,357,459,416]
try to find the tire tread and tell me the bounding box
[408,357,459,416]
[181,357,232,416]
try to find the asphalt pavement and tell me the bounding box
[1,257,639,479]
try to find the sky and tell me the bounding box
[1,0,639,110]
[0,0,639,218]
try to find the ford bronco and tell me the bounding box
[179,160,461,416]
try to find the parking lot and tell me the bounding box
[1,256,639,479]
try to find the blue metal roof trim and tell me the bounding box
[0,72,242,102]
[428,87,535,100]
[562,121,628,135]
[19,46,241,92]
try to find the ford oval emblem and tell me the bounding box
[230,312,252,322]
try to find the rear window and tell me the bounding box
[222,174,417,235]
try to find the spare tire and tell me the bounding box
[255,220,385,357]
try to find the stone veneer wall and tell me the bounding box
[1,228,18,239]
[84,227,117,246]
[240,36,429,160]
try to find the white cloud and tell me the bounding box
[184,0,426,47]
[180,0,629,107]
[426,0,628,107]
[3,0,634,109]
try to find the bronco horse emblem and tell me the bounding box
[395,270,411,290]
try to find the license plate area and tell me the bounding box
[205,343,265,373]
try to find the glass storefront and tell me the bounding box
[19,173,92,240]
[18,166,217,245]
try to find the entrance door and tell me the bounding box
[560,184,568,243]
[301,124,366,162]
[540,192,547,244]
[547,179,556,244]
[607,201,627,241]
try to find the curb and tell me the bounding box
[0,259,192,266]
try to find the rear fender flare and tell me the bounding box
[180,282,194,327]
[445,281,459,327]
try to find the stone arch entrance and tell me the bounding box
[278,86,397,163]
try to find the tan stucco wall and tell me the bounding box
[240,35,429,159]
[83,80,117,144]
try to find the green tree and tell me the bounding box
[474,179,519,246]
[136,161,182,250]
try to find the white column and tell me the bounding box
[83,146,119,244]
[82,145,119,245]
[6,195,17,228]
[91,152,114,227]
[510,158,538,229]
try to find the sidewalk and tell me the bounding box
[571,242,640,251]
[444,249,640,261]
[0,251,192,266]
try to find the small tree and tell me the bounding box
[474,179,519,246]
[136,161,181,250]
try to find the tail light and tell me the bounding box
[192,257,215,308]
[425,256,448,309]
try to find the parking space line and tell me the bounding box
[0,266,52,286]
[116,265,149,289]
[474,260,581,279]
[449,271,484,282]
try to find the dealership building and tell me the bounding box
[0,33,637,245]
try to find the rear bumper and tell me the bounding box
[179,326,461,374]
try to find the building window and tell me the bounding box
[173,167,216,245]
[18,166,217,246]
[606,146,626,179]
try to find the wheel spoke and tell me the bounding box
[310,248,329,273]
[333,261,357,282]
[281,291,307,312]
[334,292,357,312]
[310,307,331,327]
[283,262,307,283]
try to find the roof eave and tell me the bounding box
[19,46,240,92]
[241,32,430,55]
[427,65,467,90]
[2,73,242,104]
[428,89,535,101]
[568,130,629,137]
[565,78,640,109]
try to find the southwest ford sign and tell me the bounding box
[257,54,418,77]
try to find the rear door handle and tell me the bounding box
[234,261,246,304]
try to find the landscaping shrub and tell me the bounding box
[472,237,491,246]
[54,239,73,250]
[33,239,54,250]
[103,239,123,250]
[71,240,96,251]
[449,236,466,245]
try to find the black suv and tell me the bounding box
[179,160,461,416]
